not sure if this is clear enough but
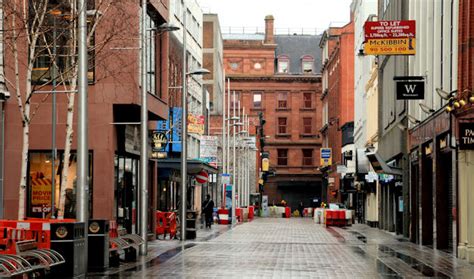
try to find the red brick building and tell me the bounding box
[211,16,323,210]
[1,1,173,235]
[319,20,354,203]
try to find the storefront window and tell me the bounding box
[115,155,139,234]
[28,151,93,218]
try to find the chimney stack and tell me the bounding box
[264,15,274,44]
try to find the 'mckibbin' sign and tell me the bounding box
[396,80,424,99]
[459,122,474,150]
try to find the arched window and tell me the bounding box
[301,55,314,73]
[277,55,290,73]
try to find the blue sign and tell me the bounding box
[321,148,331,158]
[171,107,182,152]
[156,113,170,152]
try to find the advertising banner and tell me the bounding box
[200,135,218,166]
[364,20,416,55]
[31,173,52,213]
[320,148,332,166]
[172,107,182,152]
[188,114,205,135]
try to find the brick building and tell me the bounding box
[319,21,354,204]
[1,0,173,236]
[211,16,323,210]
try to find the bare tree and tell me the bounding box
[3,0,136,219]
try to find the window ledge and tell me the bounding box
[276,134,291,138]
[300,108,315,112]
[276,108,291,111]
[299,134,318,138]
[250,108,263,111]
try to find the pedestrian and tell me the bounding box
[298,201,304,218]
[202,194,214,229]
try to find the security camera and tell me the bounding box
[0,91,10,101]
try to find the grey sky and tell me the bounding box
[197,0,353,34]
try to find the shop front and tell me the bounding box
[409,111,455,253]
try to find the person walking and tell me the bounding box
[202,194,215,229]
[298,201,304,218]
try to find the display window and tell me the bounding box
[27,151,93,218]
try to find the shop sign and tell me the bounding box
[364,20,416,55]
[365,38,416,55]
[188,114,205,135]
[171,107,182,152]
[365,172,378,183]
[151,131,168,152]
[200,136,218,165]
[320,148,332,166]
[396,81,424,99]
[459,122,474,150]
[262,158,269,172]
[379,174,394,183]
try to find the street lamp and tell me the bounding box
[180,1,210,242]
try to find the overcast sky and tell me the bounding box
[197,0,353,34]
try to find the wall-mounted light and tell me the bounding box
[446,106,454,113]
[419,103,435,114]
[436,88,456,100]
[407,115,421,124]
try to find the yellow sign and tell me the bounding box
[320,148,332,166]
[364,38,416,55]
[187,114,205,135]
[262,158,269,172]
[31,176,52,206]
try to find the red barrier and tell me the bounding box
[236,208,243,223]
[218,209,229,224]
[155,211,167,236]
[285,207,291,218]
[248,206,254,220]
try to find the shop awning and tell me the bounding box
[156,158,218,174]
[365,152,403,176]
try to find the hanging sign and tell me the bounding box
[320,148,332,166]
[396,81,425,99]
[151,131,168,152]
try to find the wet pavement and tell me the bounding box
[91,218,474,278]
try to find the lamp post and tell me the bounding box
[139,4,179,253]
[178,7,210,240]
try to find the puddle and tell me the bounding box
[376,259,403,279]
[378,245,450,278]
[348,231,367,243]
[325,227,345,242]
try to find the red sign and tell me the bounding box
[195,170,209,184]
[364,20,416,40]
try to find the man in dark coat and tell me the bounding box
[202,194,214,229]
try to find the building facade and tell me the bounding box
[3,0,173,236]
[218,16,323,210]
[319,19,354,206]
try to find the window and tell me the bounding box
[278,117,288,134]
[277,149,288,166]
[303,93,312,108]
[144,12,157,95]
[277,55,289,73]
[302,149,313,166]
[303,117,313,134]
[277,92,288,108]
[301,55,314,73]
[230,91,240,109]
[253,92,262,108]
[32,1,96,84]
[28,151,93,218]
